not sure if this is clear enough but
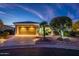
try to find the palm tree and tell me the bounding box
[50,16,72,38]
[40,21,48,40]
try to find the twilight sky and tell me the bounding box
[0,3,79,25]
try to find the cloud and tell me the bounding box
[0,11,19,19]
[16,4,45,21]
[67,12,75,19]
[44,5,55,19]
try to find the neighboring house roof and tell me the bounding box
[0,25,14,31]
[14,21,39,25]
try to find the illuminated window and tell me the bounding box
[29,26,35,31]
[28,26,36,34]
[20,26,27,34]
[21,27,26,31]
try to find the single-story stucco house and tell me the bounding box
[14,21,53,37]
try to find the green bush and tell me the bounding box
[64,31,70,37]
[38,27,52,36]
[4,29,15,35]
[0,31,9,39]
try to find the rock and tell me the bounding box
[63,38,70,42]
[35,37,51,44]
[56,37,63,41]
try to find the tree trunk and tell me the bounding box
[60,30,64,38]
[43,26,45,40]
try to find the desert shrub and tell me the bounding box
[69,31,77,37]
[1,32,9,39]
[4,29,15,35]
[53,31,59,35]
[0,30,9,39]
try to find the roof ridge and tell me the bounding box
[14,21,39,24]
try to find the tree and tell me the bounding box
[40,21,48,40]
[50,16,72,38]
[72,20,79,31]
